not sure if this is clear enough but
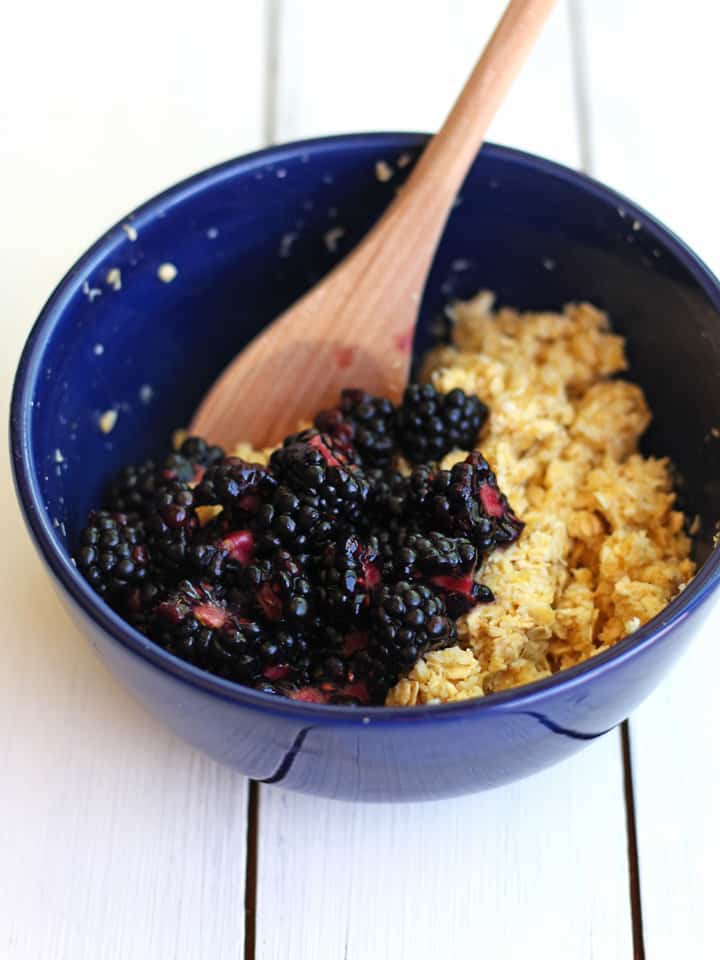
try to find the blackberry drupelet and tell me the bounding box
[395,383,488,463]
[315,389,396,467]
[77,511,151,600]
[368,581,456,680]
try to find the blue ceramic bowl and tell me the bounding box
[11,134,720,801]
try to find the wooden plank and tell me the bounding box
[0,1,268,956]
[256,4,634,958]
[256,738,632,960]
[578,1,720,956]
[272,0,581,166]
[0,592,249,958]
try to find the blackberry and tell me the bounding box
[252,484,335,555]
[77,511,151,600]
[381,528,473,583]
[369,581,456,679]
[406,463,435,509]
[315,389,395,467]
[367,467,409,525]
[107,460,158,515]
[402,531,477,577]
[315,534,381,624]
[238,550,314,625]
[160,436,225,485]
[395,383,488,463]
[145,480,198,570]
[195,457,276,517]
[347,649,396,704]
[157,452,196,484]
[270,431,370,525]
[178,435,225,469]
[151,580,267,681]
[409,453,523,550]
[256,624,311,671]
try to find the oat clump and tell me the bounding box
[386,292,694,706]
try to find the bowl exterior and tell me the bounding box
[12,133,720,800]
[56,577,715,800]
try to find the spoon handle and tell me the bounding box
[190,0,558,447]
[352,0,559,302]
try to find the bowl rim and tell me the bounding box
[10,131,720,725]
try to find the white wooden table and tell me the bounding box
[2,2,718,956]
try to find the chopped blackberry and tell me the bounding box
[189,522,256,583]
[239,550,314,625]
[443,582,494,618]
[124,580,170,630]
[315,534,381,624]
[395,383,488,462]
[275,678,372,705]
[252,484,335,555]
[409,453,523,550]
[369,581,456,680]
[145,480,198,571]
[315,389,395,467]
[151,580,266,681]
[257,623,310,670]
[347,648,396,703]
[78,511,151,601]
[107,460,158,515]
[279,427,354,463]
[195,457,276,517]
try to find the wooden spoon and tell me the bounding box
[191,0,557,449]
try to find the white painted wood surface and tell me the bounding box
[1,0,718,957]
[579,3,720,957]
[257,737,632,960]
[0,1,263,956]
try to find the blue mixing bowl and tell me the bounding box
[11,134,720,801]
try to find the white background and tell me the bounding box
[1,1,719,957]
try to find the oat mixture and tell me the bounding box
[381,292,695,705]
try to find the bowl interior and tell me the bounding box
[14,134,720,636]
